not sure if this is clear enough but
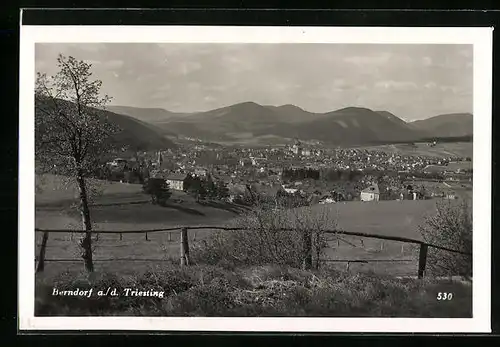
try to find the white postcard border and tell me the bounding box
[19,25,492,333]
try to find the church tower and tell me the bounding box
[157,151,163,167]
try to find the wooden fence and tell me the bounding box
[34,226,471,278]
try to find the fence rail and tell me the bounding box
[34,226,471,278]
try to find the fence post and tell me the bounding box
[120,233,123,241]
[145,232,148,241]
[36,231,49,273]
[180,227,190,266]
[168,232,172,242]
[418,243,429,279]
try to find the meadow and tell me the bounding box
[356,141,473,158]
[35,173,441,278]
[34,174,472,317]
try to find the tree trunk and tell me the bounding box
[76,173,94,272]
[302,230,312,270]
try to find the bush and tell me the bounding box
[35,265,472,317]
[191,199,333,269]
[168,283,235,316]
[418,199,472,278]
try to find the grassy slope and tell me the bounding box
[35,264,472,317]
[36,97,176,151]
[36,173,439,278]
[34,174,472,318]
[35,174,145,205]
[353,142,473,158]
[36,174,247,230]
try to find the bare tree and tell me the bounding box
[35,54,122,272]
[192,195,334,269]
[418,199,472,278]
[288,204,332,270]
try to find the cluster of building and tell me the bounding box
[101,139,471,204]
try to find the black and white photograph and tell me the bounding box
[19,26,492,332]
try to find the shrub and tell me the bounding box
[133,268,197,295]
[192,199,333,269]
[418,199,472,278]
[168,283,235,316]
[35,265,472,317]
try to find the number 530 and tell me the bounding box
[437,292,453,300]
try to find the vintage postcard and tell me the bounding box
[19,25,492,332]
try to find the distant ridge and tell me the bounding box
[108,102,473,145]
[36,97,177,151]
[410,113,473,138]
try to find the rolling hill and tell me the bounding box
[35,97,177,151]
[265,104,320,123]
[410,113,473,138]
[108,102,472,145]
[152,102,293,141]
[106,105,190,123]
[254,107,425,145]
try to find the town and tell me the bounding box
[95,138,473,207]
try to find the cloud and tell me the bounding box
[68,43,105,52]
[343,53,392,65]
[34,43,473,120]
[105,60,124,69]
[177,61,202,76]
[204,85,227,92]
[375,80,418,91]
[440,85,459,93]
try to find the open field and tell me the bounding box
[36,191,247,230]
[34,178,472,317]
[36,196,442,277]
[35,174,471,279]
[35,174,146,206]
[353,141,473,158]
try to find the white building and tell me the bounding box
[360,184,380,202]
[165,173,186,191]
[301,149,311,156]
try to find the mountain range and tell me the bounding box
[410,112,473,138]
[106,102,473,145]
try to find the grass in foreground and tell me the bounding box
[35,264,471,317]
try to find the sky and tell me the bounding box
[35,43,473,121]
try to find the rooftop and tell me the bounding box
[165,173,187,181]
